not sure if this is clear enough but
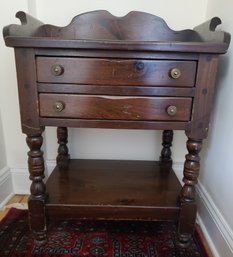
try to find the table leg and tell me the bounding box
[178,138,202,247]
[26,133,47,245]
[160,130,173,165]
[56,127,70,168]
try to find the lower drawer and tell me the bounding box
[39,94,192,121]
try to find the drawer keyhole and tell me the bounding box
[134,61,145,72]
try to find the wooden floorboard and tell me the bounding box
[0,195,29,221]
[195,224,214,257]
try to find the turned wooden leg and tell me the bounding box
[178,138,202,247]
[56,127,70,167]
[160,130,173,165]
[26,133,47,245]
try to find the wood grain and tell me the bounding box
[39,94,192,121]
[36,57,197,87]
[46,159,181,220]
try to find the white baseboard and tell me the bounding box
[0,166,14,209]
[196,183,233,257]
[11,166,31,195]
[45,159,56,177]
[10,160,56,195]
[172,161,184,184]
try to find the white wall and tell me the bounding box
[0,0,30,208]
[205,0,233,231]
[0,112,7,170]
[196,1,233,256]
[35,0,207,29]
[0,0,29,167]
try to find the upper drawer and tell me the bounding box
[36,57,197,87]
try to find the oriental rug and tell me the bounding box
[0,208,208,257]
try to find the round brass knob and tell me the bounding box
[167,105,177,116]
[53,101,65,112]
[170,68,181,79]
[51,65,64,76]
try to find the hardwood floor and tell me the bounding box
[0,194,213,257]
[0,195,29,221]
[195,224,214,257]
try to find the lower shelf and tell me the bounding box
[45,159,182,221]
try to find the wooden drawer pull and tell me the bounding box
[53,101,65,112]
[170,68,181,79]
[51,64,64,76]
[167,105,177,116]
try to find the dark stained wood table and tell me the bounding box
[3,10,230,247]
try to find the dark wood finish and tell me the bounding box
[35,10,202,41]
[4,11,230,53]
[186,55,219,139]
[37,84,196,97]
[36,57,197,87]
[3,10,230,247]
[56,127,70,167]
[26,133,47,244]
[160,130,174,164]
[6,38,230,53]
[39,118,189,130]
[181,139,202,202]
[178,138,202,247]
[14,48,41,134]
[194,17,230,46]
[178,201,197,247]
[46,159,180,220]
[35,48,200,60]
[3,11,43,38]
[39,94,192,121]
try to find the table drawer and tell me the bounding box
[36,57,197,87]
[39,94,192,121]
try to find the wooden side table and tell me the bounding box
[3,10,230,247]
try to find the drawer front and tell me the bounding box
[36,57,197,87]
[39,94,192,121]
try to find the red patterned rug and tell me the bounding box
[0,208,208,257]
